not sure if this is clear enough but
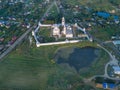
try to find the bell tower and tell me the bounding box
[62,17,65,26]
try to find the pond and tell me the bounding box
[54,46,99,72]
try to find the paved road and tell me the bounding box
[0,25,35,60]
[97,44,118,61]
[94,37,120,58]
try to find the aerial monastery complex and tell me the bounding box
[32,17,92,47]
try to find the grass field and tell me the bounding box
[0,40,109,90]
[62,0,120,12]
[38,27,51,37]
[90,24,120,41]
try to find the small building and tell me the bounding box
[52,25,60,37]
[114,15,119,24]
[109,10,115,14]
[112,66,120,75]
[96,83,116,89]
[103,83,108,89]
[96,12,110,19]
[111,35,120,40]
[113,40,120,45]
[103,83,116,89]
[66,26,73,38]
[46,0,49,3]
[113,40,120,50]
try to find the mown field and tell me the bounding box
[0,40,109,90]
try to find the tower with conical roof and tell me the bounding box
[62,17,65,26]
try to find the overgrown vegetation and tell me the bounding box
[90,24,120,41]
[62,0,120,12]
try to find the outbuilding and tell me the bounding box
[112,66,120,75]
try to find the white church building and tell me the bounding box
[52,17,73,38]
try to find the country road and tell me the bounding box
[88,44,120,81]
[40,1,56,21]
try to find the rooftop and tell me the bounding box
[66,26,73,34]
[112,66,120,74]
[103,83,116,89]
[113,40,120,45]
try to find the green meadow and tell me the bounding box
[0,40,109,90]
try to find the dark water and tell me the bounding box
[95,77,116,84]
[55,47,99,72]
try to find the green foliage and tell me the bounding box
[38,27,51,37]
[90,24,120,41]
[62,0,116,11]
[0,41,101,89]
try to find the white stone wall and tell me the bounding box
[36,40,81,47]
